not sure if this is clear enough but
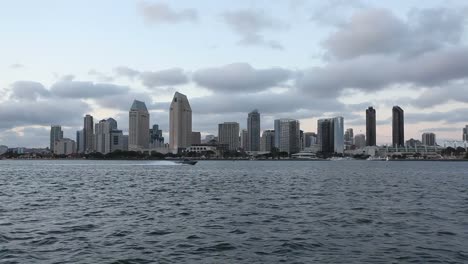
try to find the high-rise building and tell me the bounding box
[392,106,405,147]
[303,132,317,148]
[240,129,248,150]
[83,115,94,153]
[260,130,275,152]
[150,124,164,148]
[274,119,300,154]
[129,100,150,151]
[169,92,192,152]
[366,107,377,146]
[95,118,117,154]
[317,117,344,154]
[76,130,84,154]
[247,109,260,151]
[422,132,436,146]
[354,134,366,148]
[463,125,468,141]
[54,138,76,155]
[191,132,201,145]
[50,125,63,152]
[218,122,240,151]
[109,130,127,152]
[344,128,354,148]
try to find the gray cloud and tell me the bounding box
[222,9,286,50]
[114,66,140,79]
[310,0,364,27]
[10,63,24,69]
[10,81,50,101]
[323,7,468,60]
[0,99,90,130]
[412,83,468,108]
[88,70,114,82]
[138,2,198,24]
[50,81,129,99]
[140,68,189,88]
[297,47,468,97]
[193,63,292,92]
[406,108,468,124]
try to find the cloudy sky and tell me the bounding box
[1,0,468,147]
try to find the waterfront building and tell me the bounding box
[50,125,63,152]
[247,110,260,151]
[366,107,377,146]
[54,138,76,155]
[354,134,366,149]
[150,124,165,148]
[169,92,192,152]
[218,122,240,151]
[202,134,216,144]
[260,130,275,152]
[303,132,317,148]
[344,128,354,148]
[191,132,201,145]
[392,106,405,147]
[83,114,94,153]
[129,100,150,151]
[406,138,422,147]
[274,119,300,154]
[317,117,344,154]
[76,130,84,154]
[240,129,248,150]
[109,130,127,152]
[95,118,118,154]
[463,125,468,141]
[422,132,436,146]
[0,145,8,155]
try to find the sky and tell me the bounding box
[1,0,468,148]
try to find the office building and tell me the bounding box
[366,107,376,146]
[129,100,150,151]
[218,122,239,151]
[50,125,63,152]
[247,109,260,151]
[95,118,118,154]
[54,138,76,155]
[463,125,468,141]
[169,92,192,152]
[392,106,405,147]
[274,119,300,154]
[218,122,240,151]
[240,129,248,150]
[354,134,366,149]
[150,124,165,148]
[303,132,317,148]
[76,130,84,154]
[191,132,201,145]
[344,128,354,148]
[83,115,94,153]
[261,130,275,152]
[317,117,344,154]
[109,130,127,152]
[422,132,436,146]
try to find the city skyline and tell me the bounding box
[2,1,468,147]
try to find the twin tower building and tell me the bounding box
[128,92,192,153]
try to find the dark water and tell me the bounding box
[1,160,467,263]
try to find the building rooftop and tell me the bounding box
[130,100,148,112]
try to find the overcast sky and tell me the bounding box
[1,0,468,147]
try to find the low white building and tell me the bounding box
[54,138,76,155]
[185,145,217,153]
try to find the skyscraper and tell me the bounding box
[260,130,275,152]
[392,106,405,147]
[344,128,354,148]
[366,106,376,146]
[247,109,260,151]
[274,119,300,154]
[218,122,240,151]
[354,134,366,148]
[240,129,248,150]
[83,114,94,153]
[463,125,468,141]
[50,125,63,152]
[76,130,84,154]
[150,124,164,148]
[422,132,436,146]
[95,118,118,154]
[303,132,317,148]
[318,118,334,154]
[129,100,150,151]
[169,92,192,152]
[317,117,344,154]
